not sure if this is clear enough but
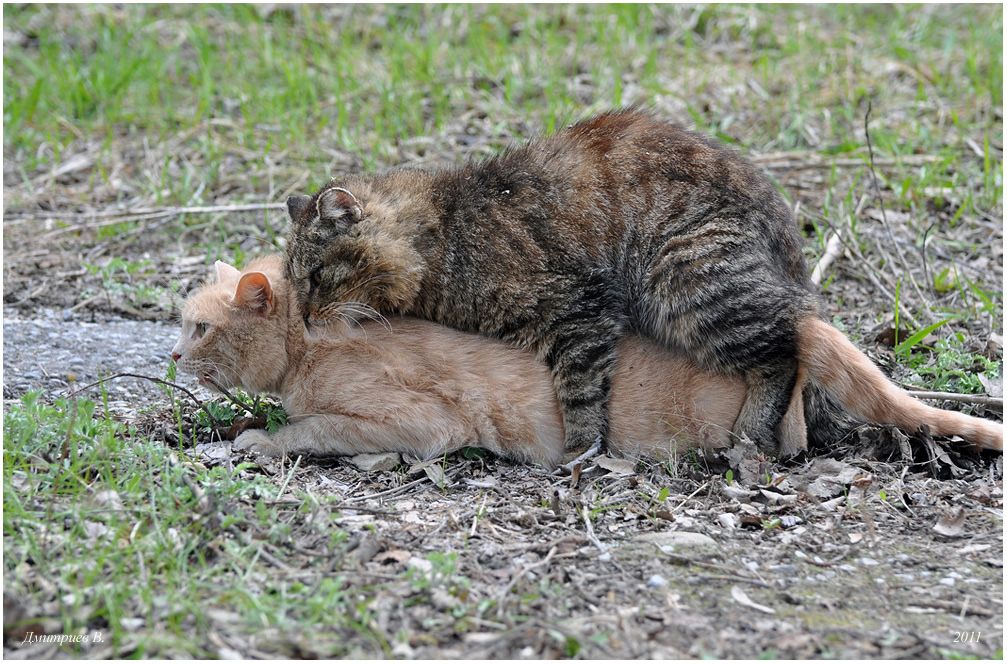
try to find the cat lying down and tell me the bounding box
[171,255,1002,466]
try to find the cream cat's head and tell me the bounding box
[172,255,292,395]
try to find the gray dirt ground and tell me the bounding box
[2,230,1003,659]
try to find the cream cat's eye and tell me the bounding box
[195,322,210,338]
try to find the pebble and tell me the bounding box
[647,574,669,588]
[939,577,956,586]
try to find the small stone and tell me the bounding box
[718,513,739,529]
[349,452,401,472]
[634,531,718,553]
[939,577,955,586]
[647,574,669,588]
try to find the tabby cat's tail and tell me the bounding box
[798,318,1003,452]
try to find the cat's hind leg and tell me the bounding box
[638,229,814,456]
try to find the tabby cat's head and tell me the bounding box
[172,256,291,395]
[284,183,424,330]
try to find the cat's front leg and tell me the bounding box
[234,429,286,457]
[538,275,626,455]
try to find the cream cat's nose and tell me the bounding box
[172,352,181,361]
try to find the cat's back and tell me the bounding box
[434,109,796,257]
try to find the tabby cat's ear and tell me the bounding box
[316,187,363,227]
[286,195,313,222]
[231,272,274,314]
[215,261,241,284]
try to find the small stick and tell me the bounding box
[581,504,607,553]
[670,480,710,514]
[69,371,229,429]
[811,232,843,286]
[864,103,935,322]
[35,203,286,239]
[900,389,1003,409]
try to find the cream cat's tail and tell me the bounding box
[798,318,1003,452]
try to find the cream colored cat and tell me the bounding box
[171,255,755,465]
[171,255,1001,465]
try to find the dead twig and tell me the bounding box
[900,389,1003,409]
[670,480,710,514]
[811,232,843,287]
[341,469,463,504]
[69,371,230,429]
[752,151,940,170]
[580,504,607,553]
[864,103,935,324]
[30,203,286,239]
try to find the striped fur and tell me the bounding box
[285,109,834,455]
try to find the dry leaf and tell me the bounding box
[722,485,753,502]
[422,463,448,488]
[933,508,967,537]
[596,456,637,475]
[798,459,865,498]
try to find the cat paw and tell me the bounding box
[234,430,284,457]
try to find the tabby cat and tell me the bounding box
[284,108,818,456]
[172,256,1001,463]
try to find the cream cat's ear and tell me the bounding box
[316,187,363,225]
[215,261,242,284]
[231,272,274,314]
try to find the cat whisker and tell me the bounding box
[337,311,370,339]
[334,301,393,332]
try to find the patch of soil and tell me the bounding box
[124,405,1004,660]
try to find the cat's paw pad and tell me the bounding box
[235,430,284,457]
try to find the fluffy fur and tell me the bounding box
[284,109,817,456]
[173,255,748,465]
[171,256,1001,466]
